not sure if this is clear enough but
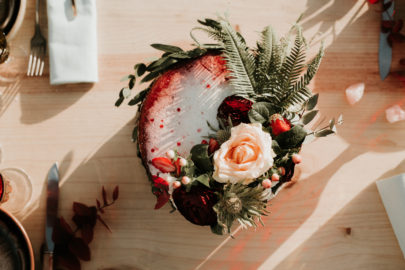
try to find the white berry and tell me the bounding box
[166,150,175,159]
[271,173,280,182]
[172,181,181,189]
[181,176,191,185]
[179,158,187,167]
[262,179,272,189]
[292,154,302,164]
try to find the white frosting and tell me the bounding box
[144,61,234,176]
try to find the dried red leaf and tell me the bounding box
[73,202,92,216]
[55,249,81,270]
[112,186,119,201]
[72,206,97,228]
[68,237,91,261]
[81,223,94,244]
[53,217,74,244]
[102,186,108,205]
[97,214,112,233]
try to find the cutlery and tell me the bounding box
[379,0,395,80]
[27,0,46,76]
[42,163,59,270]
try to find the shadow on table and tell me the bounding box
[271,159,405,270]
[0,76,93,124]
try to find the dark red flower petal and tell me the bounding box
[153,189,170,209]
[217,95,253,127]
[172,185,218,226]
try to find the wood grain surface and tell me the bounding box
[1,0,405,269]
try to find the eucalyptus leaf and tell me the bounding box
[306,94,319,110]
[329,118,335,129]
[275,125,307,148]
[141,71,160,83]
[149,58,178,73]
[248,102,272,123]
[115,96,124,107]
[151,43,183,53]
[147,57,170,71]
[120,74,131,82]
[302,110,318,125]
[314,129,335,137]
[128,77,136,89]
[128,89,148,106]
[190,144,212,173]
[122,88,131,98]
[137,64,147,76]
[132,126,138,142]
[195,174,210,188]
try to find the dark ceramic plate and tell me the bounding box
[0,0,21,35]
[0,208,34,270]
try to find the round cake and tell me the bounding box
[117,17,339,234]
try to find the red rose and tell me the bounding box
[172,185,218,226]
[270,114,291,136]
[217,95,253,127]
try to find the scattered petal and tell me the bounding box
[345,83,364,105]
[385,105,405,123]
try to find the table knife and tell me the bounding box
[43,163,59,270]
[379,0,395,80]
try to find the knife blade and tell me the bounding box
[43,163,59,270]
[379,0,395,80]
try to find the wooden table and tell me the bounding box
[2,0,405,269]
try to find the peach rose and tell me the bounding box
[213,123,274,184]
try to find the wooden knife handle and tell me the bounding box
[42,252,54,270]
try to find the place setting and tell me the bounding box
[1,0,405,269]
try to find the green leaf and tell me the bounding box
[210,223,224,235]
[136,64,147,76]
[248,102,274,124]
[272,140,282,155]
[141,71,160,83]
[306,94,319,110]
[120,74,131,82]
[302,110,318,125]
[195,174,210,188]
[314,129,335,137]
[128,76,136,89]
[128,89,148,106]
[275,125,307,148]
[329,118,335,129]
[115,96,124,107]
[132,126,138,142]
[151,43,183,53]
[190,144,213,173]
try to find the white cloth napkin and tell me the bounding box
[47,0,98,85]
[376,174,405,258]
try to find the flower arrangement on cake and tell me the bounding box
[116,16,342,235]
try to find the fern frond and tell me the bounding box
[254,26,274,93]
[280,43,324,109]
[219,20,256,99]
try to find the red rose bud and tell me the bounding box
[208,138,220,154]
[217,95,253,127]
[151,157,176,173]
[269,114,291,136]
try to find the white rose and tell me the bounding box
[213,123,274,184]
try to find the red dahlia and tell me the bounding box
[217,95,253,127]
[172,185,218,226]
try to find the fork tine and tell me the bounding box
[34,55,41,76]
[39,58,44,76]
[27,53,33,76]
[31,53,37,76]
